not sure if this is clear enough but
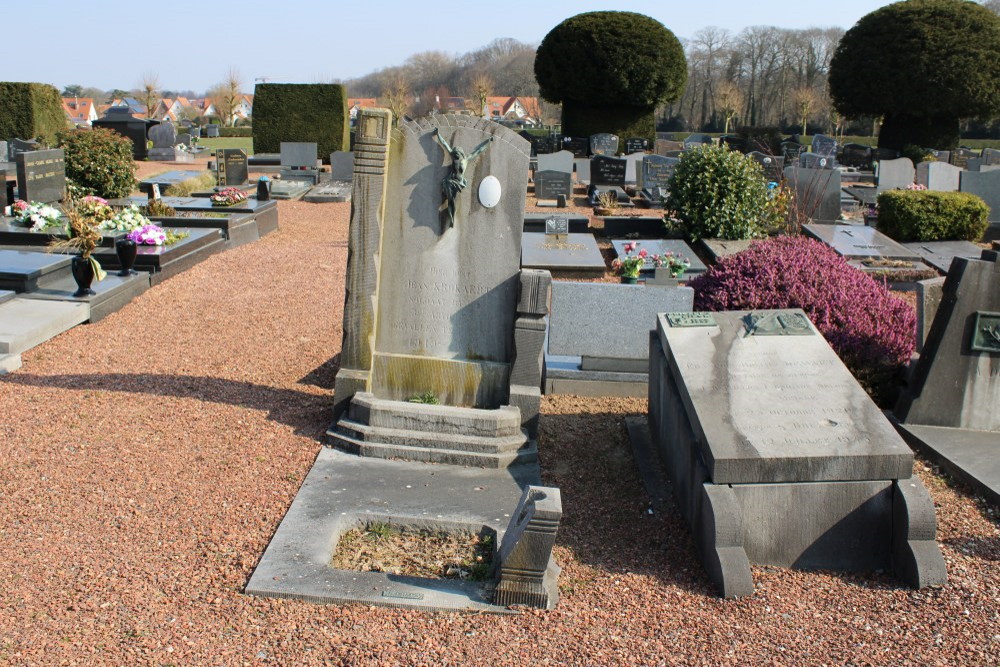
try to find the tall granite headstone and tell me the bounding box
[811,134,838,158]
[877,157,916,191]
[784,166,842,222]
[535,150,573,175]
[216,149,249,186]
[590,155,626,187]
[916,161,961,192]
[639,154,678,199]
[330,112,551,467]
[15,149,65,203]
[330,151,354,181]
[960,170,1000,222]
[748,151,784,183]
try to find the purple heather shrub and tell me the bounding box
[690,237,916,395]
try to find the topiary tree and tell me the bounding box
[58,127,137,199]
[534,11,686,143]
[829,0,1000,151]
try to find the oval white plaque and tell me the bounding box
[478,176,502,208]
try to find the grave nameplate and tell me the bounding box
[590,155,626,187]
[590,133,619,156]
[216,149,249,186]
[15,149,65,203]
[535,170,572,200]
[544,215,569,235]
[563,137,589,158]
[666,312,715,327]
[970,311,1000,353]
[624,137,648,154]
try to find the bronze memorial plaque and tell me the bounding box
[970,311,1000,353]
[743,312,814,336]
[666,312,717,328]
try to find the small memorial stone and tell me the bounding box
[590,133,619,156]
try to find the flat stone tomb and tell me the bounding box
[138,170,205,195]
[902,240,985,274]
[803,224,921,261]
[0,219,116,248]
[699,239,758,263]
[121,195,272,214]
[92,227,224,285]
[520,232,605,275]
[610,239,705,278]
[647,309,946,597]
[148,213,261,248]
[0,249,72,292]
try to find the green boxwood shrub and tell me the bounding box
[58,127,137,199]
[666,143,771,241]
[219,126,252,137]
[252,83,348,158]
[876,190,989,242]
[0,82,67,146]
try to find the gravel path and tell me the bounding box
[0,199,997,665]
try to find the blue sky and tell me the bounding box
[3,0,896,93]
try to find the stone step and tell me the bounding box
[327,429,537,469]
[19,271,150,323]
[333,418,529,454]
[0,290,14,305]
[0,297,88,354]
[348,392,523,438]
[0,249,72,293]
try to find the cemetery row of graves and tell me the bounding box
[0,93,997,617]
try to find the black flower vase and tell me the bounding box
[115,238,138,276]
[71,256,96,297]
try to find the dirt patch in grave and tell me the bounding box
[331,522,494,580]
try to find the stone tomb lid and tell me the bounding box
[610,239,706,276]
[0,249,72,280]
[803,224,920,261]
[119,195,273,213]
[698,238,758,263]
[657,308,913,484]
[520,232,605,271]
[902,240,985,274]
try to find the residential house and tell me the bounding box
[110,97,147,116]
[483,96,542,126]
[62,98,98,127]
[347,98,378,123]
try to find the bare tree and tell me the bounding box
[470,72,493,116]
[137,72,160,119]
[380,73,411,125]
[791,86,818,136]
[714,80,744,134]
[983,0,1000,14]
[209,67,244,126]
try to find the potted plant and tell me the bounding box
[48,200,106,297]
[593,189,620,216]
[611,241,647,284]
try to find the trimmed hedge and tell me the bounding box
[876,190,989,242]
[219,126,252,137]
[252,84,348,158]
[58,127,137,199]
[690,236,916,405]
[0,81,67,146]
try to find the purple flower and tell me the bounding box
[127,224,167,245]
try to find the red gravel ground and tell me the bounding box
[0,197,997,665]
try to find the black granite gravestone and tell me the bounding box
[15,149,65,203]
[624,137,649,154]
[562,137,589,158]
[590,155,626,187]
[535,170,572,200]
[216,149,249,186]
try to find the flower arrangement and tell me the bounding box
[210,187,248,207]
[11,200,63,232]
[612,242,648,279]
[127,224,168,245]
[77,195,114,223]
[126,224,189,246]
[905,182,928,191]
[653,251,692,278]
[99,204,150,233]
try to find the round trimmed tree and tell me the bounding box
[534,11,686,143]
[829,0,1000,151]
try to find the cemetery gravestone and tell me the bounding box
[590,133,619,156]
[747,151,784,183]
[206,124,221,138]
[9,138,40,159]
[949,148,978,169]
[590,155,626,187]
[176,133,192,148]
[648,309,946,597]
[840,144,872,170]
[330,151,354,181]
[280,142,319,184]
[15,149,65,203]
[784,166,842,222]
[216,149,249,186]
[683,133,713,148]
[803,223,921,261]
[877,157,916,191]
[895,249,1000,504]
[535,150,574,175]
[640,155,678,202]
[960,170,1000,222]
[781,141,805,163]
[330,111,550,466]
[655,139,684,155]
[610,239,705,277]
[719,135,746,152]
[624,137,649,154]
[916,162,961,192]
[521,232,606,276]
[562,137,589,158]
[574,159,590,184]
[622,153,643,185]
[811,134,838,157]
[799,153,834,170]
[535,170,572,202]
[981,147,1000,166]
[0,168,7,212]
[0,141,8,163]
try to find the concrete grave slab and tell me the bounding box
[610,239,705,278]
[0,297,88,354]
[803,224,921,261]
[902,240,985,274]
[520,232,605,276]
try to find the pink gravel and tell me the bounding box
[0,198,996,665]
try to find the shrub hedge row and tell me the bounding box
[252,83,348,158]
[0,82,67,145]
[876,189,990,242]
[219,126,252,137]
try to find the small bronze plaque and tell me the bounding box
[382,590,424,600]
[970,311,1000,353]
[744,312,814,336]
[544,215,569,235]
[666,312,716,328]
